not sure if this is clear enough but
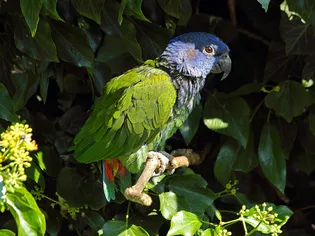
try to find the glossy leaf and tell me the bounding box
[42,0,63,21]
[214,139,239,185]
[302,56,315,83]
[204,94,250,148]
[50,20,94,67]
[280,14,315,55]
[20,0,43,37]
[0,229,15,236]
[169,174,216,215]
[133,20,172,60]
[56,167,85,206]
[157,0,192,25]
[102,220,125,235]
[14,18,58,62]
[258,123,286,193]
[81,180,107,210]
[233,132,258,173]
[11,72,40,111]
[6,187,46,236]
[0,83,18,122]
[298,153,315,175]
[71,0,105,24]
[125,0,150,22]
[265,80,310,122]
[159,192,189,220]
[167,211,201,236]
[179,103,202,145]
[257,0,270,12]
[119,225,149,236]
[121,20,143,62]
[25,163,46,189]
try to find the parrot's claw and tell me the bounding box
[149,151,170,176]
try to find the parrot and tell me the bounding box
[74,32,231,203]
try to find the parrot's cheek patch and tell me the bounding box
[185,48,198,59]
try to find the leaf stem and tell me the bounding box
[240,215,248,235]
[250,98,265,123]
[246,222,261,236]
[125,201,131,230]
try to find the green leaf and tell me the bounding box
[133,20,172,60]
[101,1,122,36]
[0,229,15,236]
[280,13,315,55]
[214,139,239,185]
[157,0,192,25]
[20,0,43,37]
[121,20,143,62]
[180,103,202,145]
[118,0,127,25]
[34,145,62,177]
[285,0,315,23]
[25,163,46,189]
[258,123,286,193]
[124,0,150,22]
[302,56,315,84]
[233,132,258,173]
[96,36,128,63]
[201,229,214,236]
[71,0,105,24]
[102,220,125,235]
[119,225,149,236]
[11,72,40,111]
[168,174,216,215]
[42,0,63,21]
[167,211,202,236]
[56,167,85,206]
[257,0,270,12]
[14,18,58,62]
[88,62,111,95]
[0,83,18,122]
[263,42,296,82]
[50,20,94,67]
[81,180,107,210]
[81,211,105,231]
[159,192,189,220]
[298,153,315,175]
[204,94,250,148]
[6,187,46,236]
[265,80,310,122]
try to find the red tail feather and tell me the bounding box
[104,159,126,182]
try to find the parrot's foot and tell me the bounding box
[151,151,171,176]
[124,149,201,206]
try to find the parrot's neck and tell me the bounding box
[155,58,205,112]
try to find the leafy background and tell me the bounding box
[0,0,314,235]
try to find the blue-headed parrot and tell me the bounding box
[74,32,231,205]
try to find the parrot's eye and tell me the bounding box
[203,45,215,56]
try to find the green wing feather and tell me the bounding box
[74,65,177,163]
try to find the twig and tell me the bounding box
[237,28,270,46]
[228,0,237,26]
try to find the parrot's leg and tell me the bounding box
[124,149,201,206]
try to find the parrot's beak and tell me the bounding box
[211,53,232,80]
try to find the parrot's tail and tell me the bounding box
[102,159,130,202]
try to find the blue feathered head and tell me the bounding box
[160,32,231,79]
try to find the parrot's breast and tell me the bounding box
[156,75,205,149]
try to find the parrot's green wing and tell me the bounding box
[74,65,177,163]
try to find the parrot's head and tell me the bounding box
[160,32,231,79]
